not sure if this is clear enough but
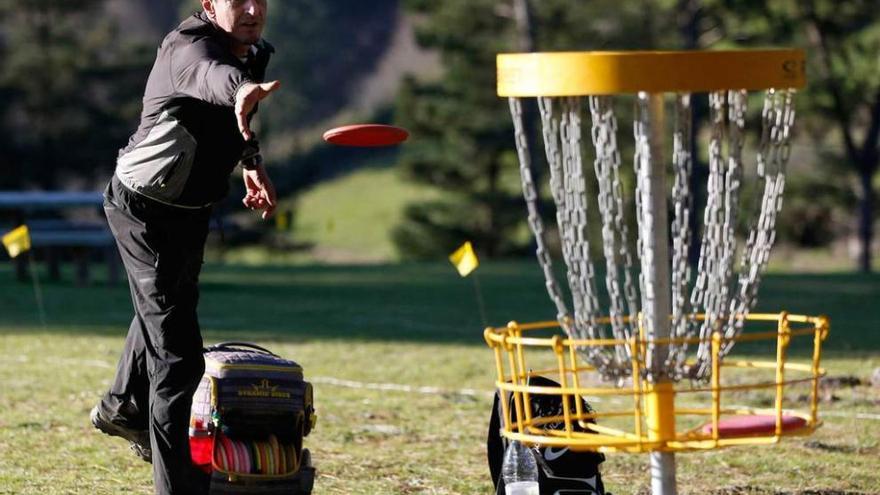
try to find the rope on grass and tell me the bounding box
[55,358,114,369]
[819,411,880,421]
[20,358,880,421]
[311,376,494,399]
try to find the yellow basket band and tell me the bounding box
[497,49,806,96]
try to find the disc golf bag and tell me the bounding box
[487,375,608,495]
[189,342,317,494]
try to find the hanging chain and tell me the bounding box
[554,97,620,375]
[509,86,796,383]
[722,90,747,284]
[714,90,747,360]
[690,91,727,376]
[588,95,639,368]
[559,98,599,334]
[539,97,586,331]
[690,91,748,378]
[667,93,694,377]
[508,97,571,333]
[560,97,606,346]
[536,97,614,372]
[720,89,795,358]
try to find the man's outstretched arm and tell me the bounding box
[234,81,280,141]
[235,81,280,219]
[242,162,276,220]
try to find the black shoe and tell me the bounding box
[90,405,152,463]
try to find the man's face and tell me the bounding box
[205,0,267,47]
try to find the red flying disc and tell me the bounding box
[322,124,409,147]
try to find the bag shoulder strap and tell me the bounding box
[203,342,279,357]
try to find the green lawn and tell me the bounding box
[289,166,439,263]
[0,262,878,494]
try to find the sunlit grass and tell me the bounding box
[289,166,440,263]
[0,262,877,494]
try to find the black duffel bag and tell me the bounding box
[487,375,608,495]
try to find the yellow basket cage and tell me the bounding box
[484,312,829,454]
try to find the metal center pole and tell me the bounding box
[640,93,677,495]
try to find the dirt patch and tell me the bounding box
[804,440,878,455]
[793,375,867,403]
[710,488,873,495]
[820,375,863,388]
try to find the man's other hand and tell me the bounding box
[242,164,277,219]
[235,80,281,141]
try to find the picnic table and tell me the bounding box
[0,190,120,286]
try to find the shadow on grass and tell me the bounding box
[0,261,554,345]
[0,262,877,352]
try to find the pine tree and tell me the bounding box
[0,0,152,189]
[392,0,669,259]
[713,0,880,272]
[392,0,525,258]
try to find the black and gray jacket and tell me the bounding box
[115,12,274,209]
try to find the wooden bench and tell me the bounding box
[28,219,119,285]
[0,191,120,286]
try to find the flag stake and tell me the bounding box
[472,273,489,329]
[27,251,47,328]
[3,225,46,327]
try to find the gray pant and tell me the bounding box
[99,175,211,494]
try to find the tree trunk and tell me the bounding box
[677,0,708,267]
[487,162,501,257]
[858,167,875,272]
[511,0,535,52]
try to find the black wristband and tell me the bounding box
[241,136,262,170]
[241,153,263,171]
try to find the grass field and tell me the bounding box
[289,166,438,263]
[0,261,878,494]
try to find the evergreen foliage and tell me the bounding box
[0,0,153,189]
[394,0,880,272]
[392,0,682,260]
[711,0,880,271]
[261,0,398,135]
[392,1,524,259]
[0,0,399,192]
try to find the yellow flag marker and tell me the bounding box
[275,210,290,232]
[449,241,479,277]
[2,225,31,258]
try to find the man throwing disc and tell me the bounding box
[90,1,278,493]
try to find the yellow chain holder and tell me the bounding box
[497,50,806,96]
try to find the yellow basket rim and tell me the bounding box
[497,49,806,96]
[484,313,829,348]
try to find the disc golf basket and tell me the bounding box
[485,50,830,494]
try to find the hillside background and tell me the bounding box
[0,0,878,271]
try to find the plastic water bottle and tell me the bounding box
[502,440,539,495]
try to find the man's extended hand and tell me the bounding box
[242,164,277,220]
[235,80,281,141]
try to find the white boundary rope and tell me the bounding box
[819,410,880,421]
[311,376,494,398]
[6,356,877,420]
